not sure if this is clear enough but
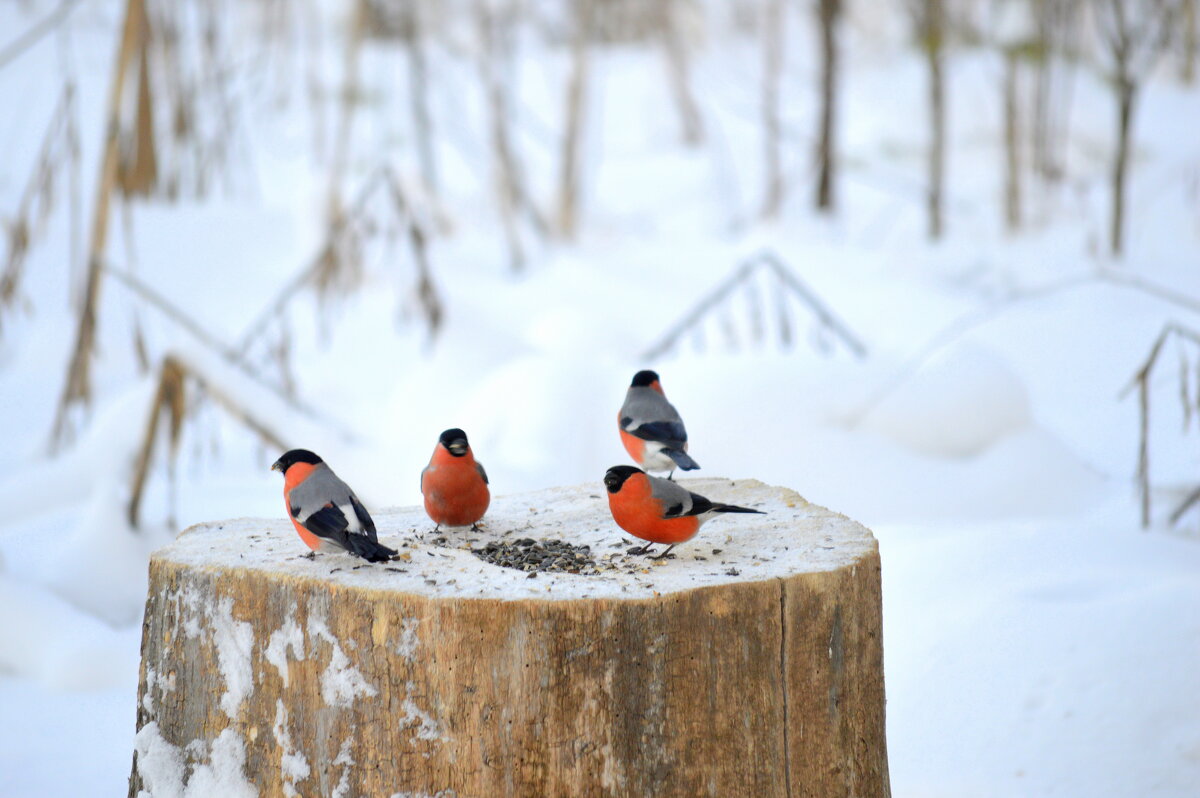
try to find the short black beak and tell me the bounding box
[447,440,468,456]
[270,460,283,472]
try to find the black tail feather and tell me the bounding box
[665,448,700,470]
[712,503,765,515]
[344,535,398,563]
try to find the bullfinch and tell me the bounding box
[618,369,699,479]
[603,465,763,558]
[420,428,490,530]
[271,449,396,562]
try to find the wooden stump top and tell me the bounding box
[133,478,889,797]
[162,478,877,600]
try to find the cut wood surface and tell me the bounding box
[129,478,890,797]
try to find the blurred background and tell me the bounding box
[0,0,1198,794]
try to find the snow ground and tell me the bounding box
[1,1,1199,796]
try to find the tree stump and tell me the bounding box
[128,478,890,797]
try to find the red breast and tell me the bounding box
[422,444,490,526]
[606,472,701,545]
[283,462,322,551]
[617,410,646,465]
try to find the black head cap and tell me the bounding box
[604,465,643,493]
[630,370,660,388]
[272,449,323,473]
[439,428,469,456]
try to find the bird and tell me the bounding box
[421,428,490,531]
[603,465,763,559]
[617,369,699,479]
[271,449,396,562]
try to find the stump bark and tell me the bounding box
[128,479,890,797]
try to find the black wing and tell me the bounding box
[681,492,715,517]
[476,462,489,485]
[303,503,351,543]
[349,494,377,540]
[661,492,714,519]
[626,420,688,446]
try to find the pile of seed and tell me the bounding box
[472,537,599,576]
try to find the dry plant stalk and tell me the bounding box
[118,23,159,197]
[128,354,289,529]
[399,0,439,195]
[814,0,841,212]
[556,0,594,239]
[104,262,334,426]
[1183,0,1198,82]
[328,0,367,210]
[53,0,149,448]
[477,0,528,271]
[0,84,79,335]
[128,356,186,527]
[0,0,84,70]
[237,165,444,369]
[641,249,867,361]
[1028,0,1079,185]
[908,0,947,239]
[382,170,443,335]
[659,0,703,146]
[311,204,367,302]
[1121,322,1200,528]
[119,0,242,200]
[760,0,785,220]
[1002,46,1022,231]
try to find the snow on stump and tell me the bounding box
[128,479,890,797]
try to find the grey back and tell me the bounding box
[622,386,682,425]
[647,474,696,517]
[289,463,354,518]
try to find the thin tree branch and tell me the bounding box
[104,262,351,435]
[0,0,83,71]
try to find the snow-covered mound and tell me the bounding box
[860,343,1032,457]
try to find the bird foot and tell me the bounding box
[304,551,317,560]
[627,545,656,556]
[649,545,677,560]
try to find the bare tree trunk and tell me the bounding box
[53,0,147,448]
[401,0,438,195]
[814,0,840,212]
[1111,79,1135,256]
[923,0,946,240]
[760,0,785,220]
[660,0,703,146]
[1003,50,1021,232]
[477,0,524,271]
[557,0,593,239]
[1095,0,1179,258]
[1031,3,1052,179]
[1030,0,1080,183]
